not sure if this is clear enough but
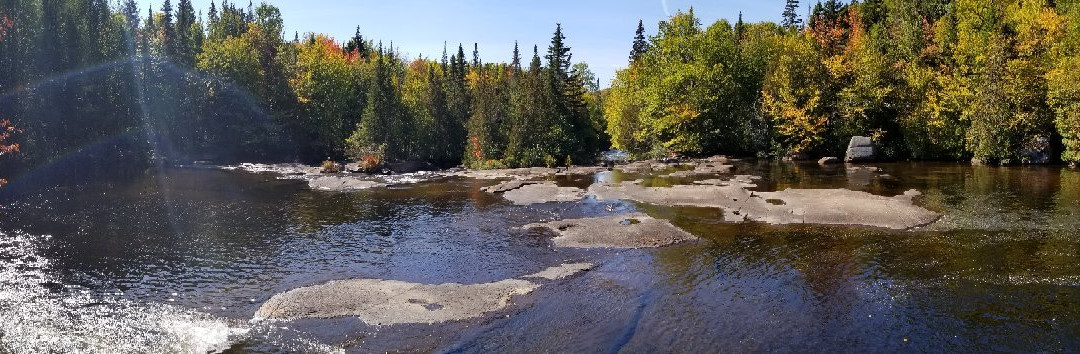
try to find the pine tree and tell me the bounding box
[630,20,648,62]
[782,0,801,30]
[735,12,745,44]
[121,0,140,33]
[160,0,176,58]
[472,43,480,67]
[208,1,219,24]
[176,0,197,66]
[344,26,366,57]
[511,41,521,71]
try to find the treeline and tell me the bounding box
[607,0,1080,165]
[0,0,605,177]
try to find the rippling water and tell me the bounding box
[1,162,1079,352]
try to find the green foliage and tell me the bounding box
[609,0,1080,165]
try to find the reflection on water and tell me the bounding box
[1,162,1080,351]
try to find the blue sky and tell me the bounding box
[134,1,797,87]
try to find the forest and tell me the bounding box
[0,0,605,179]
[2,0,1080,186]
[608,0,1080,165]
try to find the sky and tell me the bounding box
[133,0,796,87]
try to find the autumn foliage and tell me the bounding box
[0,119,20,187]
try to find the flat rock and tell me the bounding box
[587,178,940,230]
[254,263,592,324]
[501,182,585,205]
[524,213,699,248]
[521,263,595,280]
[481,180,540,193]
[308,176,387,191]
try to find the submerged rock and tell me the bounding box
[524,213,699,248]
[587,178,939,230]
[254,263,593,324]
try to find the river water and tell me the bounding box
[1,161,1079,352]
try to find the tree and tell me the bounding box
[344,26,368,58]
[630,19,648,62]
[782,0,802,30]
[762,32,829,155]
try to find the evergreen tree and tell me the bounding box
[511,41,521,71]
[472,43,480,67]
[782,0,801,29]
[344,26,367,57]
[630,19,648,62]
[160,0,176,58]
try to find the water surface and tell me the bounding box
[2,161,1079,352]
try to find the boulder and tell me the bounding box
[818,157,840,165]
[845,136,876,162]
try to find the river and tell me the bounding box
[1,161,1079,352]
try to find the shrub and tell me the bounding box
[321,159,341,173]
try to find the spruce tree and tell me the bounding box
[160,0,175,58]
[176,0,197,65]
[472,43,480,68]
[511,41,521,71]
[782,0,801,30]
[630,20,647,62]
[208,1,219,24]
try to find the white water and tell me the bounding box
[0,231,247,353]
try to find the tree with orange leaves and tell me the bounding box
[0,119,19,187]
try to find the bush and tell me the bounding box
[543,154,557,168]
[321,160,341,173]
[345,142,386,173]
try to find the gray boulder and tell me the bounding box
[845,136,876,162]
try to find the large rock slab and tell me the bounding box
[482,180,586,205]
[524,213,699,248]
[587,178,940,230]
[845,136,876,162]
[308,176,387,191]
[254,263,592,324]
[501,182,585,205]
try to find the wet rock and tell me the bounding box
[663,161,734,178]
[481,180,540,193]
[308,176,386,191]
[524,213,699,248]
[818,157,840,165]
[587,178,939,230]
[845,136,876,162]
[521,263,595,280]
[254,263,593,324]
[501,182,585,205]
[446,167,559,180]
